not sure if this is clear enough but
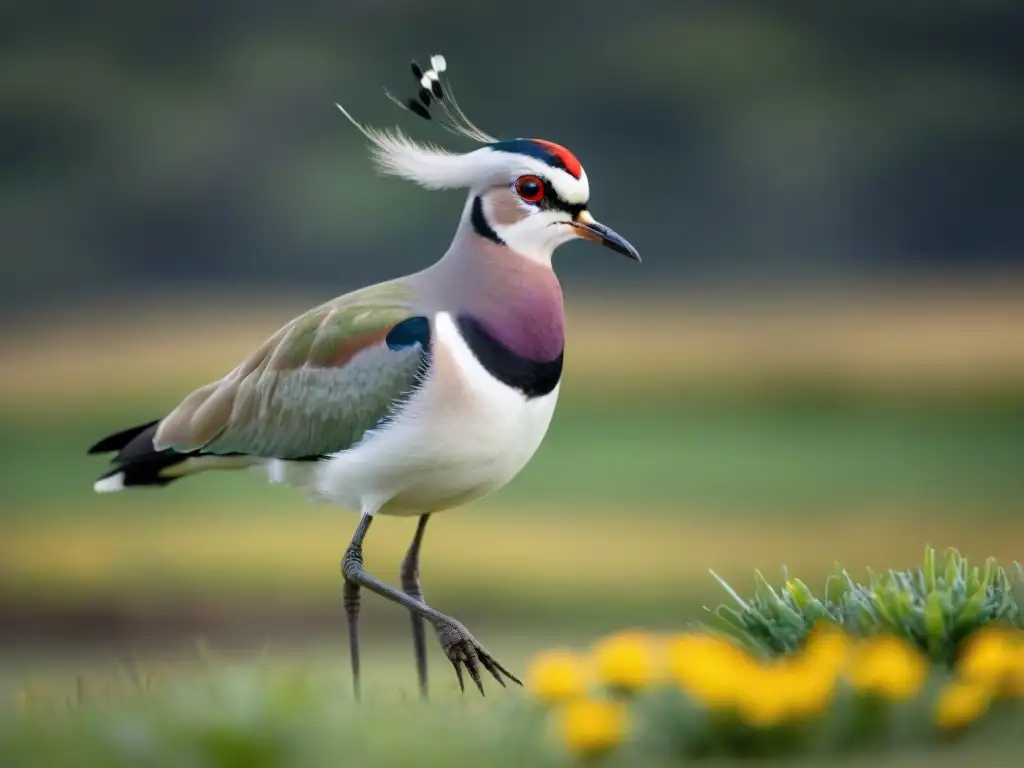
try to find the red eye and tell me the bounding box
[514,175,545,203]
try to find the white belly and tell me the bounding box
[288,311,559,516]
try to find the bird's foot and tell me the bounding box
[432,617,522,695]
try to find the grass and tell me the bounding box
[5,397,1024,513]
[3,293,1024,514]
[0,652,538,768]
[4,503,1024,618]
[5,292,1024,405]
[706,546,1024,663]
[2,397,1023,625]
[2,634,1021,767]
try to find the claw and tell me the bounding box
[451,657,465,693]
[478,654,507,687]
[464,650,485,696]
[490,657,523,687]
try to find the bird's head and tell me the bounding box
[336,54,640,266]
[461,138,640,265]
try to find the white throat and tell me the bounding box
[463,192,575,267]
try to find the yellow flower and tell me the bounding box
[667,629,847,728]
[801,621,851,676]
[934,679,994,732]
[526,649,590,704]
[591,630,658,693]
[846,634,928,700]
[666,633,758,711]
[732,665,795,728]
[957,626,1022,693]
[731,658,839,728]
[782,665,841,719]
[556,697,627,757]
[738,621,847,722]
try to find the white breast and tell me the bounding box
[311,311,559,516]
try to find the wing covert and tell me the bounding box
[153,284,430,459]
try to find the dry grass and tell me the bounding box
[3,292,1024,407]
[1,500,1020,600]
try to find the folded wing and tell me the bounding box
[154,284,430,460]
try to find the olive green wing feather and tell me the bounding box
[153,282,428,459]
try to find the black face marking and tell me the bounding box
[471,195,504,244]
[456,315,563,399]
[508,176,586,219]
[543,194,587,220]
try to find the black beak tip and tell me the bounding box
[599,227,641,263]
[572,218,641,263]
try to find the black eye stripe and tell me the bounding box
[544,194,586,218]
[509,179,586,217]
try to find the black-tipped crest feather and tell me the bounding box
[335,53,502,190]
[383,54,496,144]
[408,100,431,120]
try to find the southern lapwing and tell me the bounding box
[88,54,640,699]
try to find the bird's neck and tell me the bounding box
[430,220,565,362]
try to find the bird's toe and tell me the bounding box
[434,617,520,695]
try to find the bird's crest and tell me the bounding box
[336,54,585,194]
[383,55,496,144]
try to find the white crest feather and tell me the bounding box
[332,54,519,190]
[335,104,489,190]
[334,102,588,201]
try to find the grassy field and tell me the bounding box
[2,638,1022,768]
[2,395,1022,636]
[6,396,1024,513]
[1,295,1022,624]
[5,292,1024,510]
[5,292,1024,404]
[0,294,1022,765]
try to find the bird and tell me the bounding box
[87,53,640,700]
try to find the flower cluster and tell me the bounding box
[525,623,1024,761]
[936,625,1024,731]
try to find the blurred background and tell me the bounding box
[1,1,1023,693]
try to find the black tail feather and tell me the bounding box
[90,419,256,491]
[94,453,192,489]
[87,420,161,455]
[90,418,192,490]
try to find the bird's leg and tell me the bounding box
[341,512,521,696]
[400,514,431,699]
[342,560,363,699]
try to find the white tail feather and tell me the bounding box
[93,473,125,493]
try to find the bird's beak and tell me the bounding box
[569,211,641,262]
